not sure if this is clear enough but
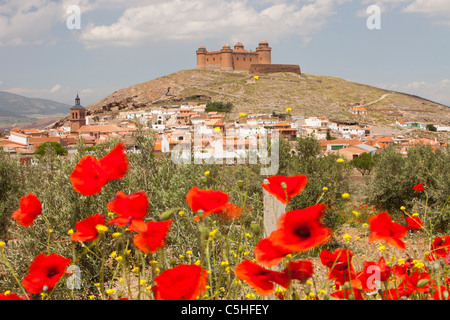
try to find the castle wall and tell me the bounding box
[249,64,302,75]
[232,52,258,70]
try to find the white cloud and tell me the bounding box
[380,79,450,106]
[0,81,3,85]
[358,0,450,25]
[79,0,342,48]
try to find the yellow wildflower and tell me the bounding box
[343,234,352,243]
[95,225,108,234]
[67,229,74,235]
[106,289,116,295]
[337,158,344,163]
[342,193,350,199]
[178,210,185,217]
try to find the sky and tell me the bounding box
[0,0,449,108]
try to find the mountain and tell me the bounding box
[0,91,71,129]
[85,69,450,126]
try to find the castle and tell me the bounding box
[196,40,301,75]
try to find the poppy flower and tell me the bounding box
[330,288,364,300]
[405,216,423,230]
[254,237,292,267]
[368,212,407,250]
[431,285,449,300]
[425,236,450,261]
[98,143,129,181]
[268,204,332,253]
[357,257,391,292]
[216,203,243,221]
[70,143,128,196]
[186,186,229,220]
[382,286,409,300]
[11,193,42,227]
[413,182,424,191]
[71,213,106,242]
[320,248,357,286]
[262,175,308,204]
[22,253,72,294]
[401,271,431,295]
[0,292,28,300]
[107,191,149,232]
[282,260,314,284]
[133,220,172,253]
[234,259,286,296]
[152,264,208,300]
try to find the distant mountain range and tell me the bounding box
[0,91,71,129]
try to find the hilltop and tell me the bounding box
[82,69,449,125]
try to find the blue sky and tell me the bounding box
[0,0,449,108]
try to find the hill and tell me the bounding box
[86,69,449,125]
[0,91,71,129]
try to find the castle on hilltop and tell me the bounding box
[196,40,301,75]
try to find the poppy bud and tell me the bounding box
[159,207,182,221]
[443,291,449,300]
[432,261,440,271]
[250,222,260,235]
[42,285,49,293]
[237,180,244,190]
[238,245,244,252]
[343,282,352,290]
[417,279,430,288]
[280,182,287,190]
[200,176,207,184]
[347,294,354,300]
[170,259,177,266]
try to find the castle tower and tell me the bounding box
[256,40,271,64]
[70,94,86,134]
[234,42,244,51]
[196,45,207,69]
[220,44,233,71]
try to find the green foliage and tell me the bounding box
[366,145,450,230]
[205,101,233,113]
[351,152,376,176]
[35,142,68,156]
[426,124,437,132]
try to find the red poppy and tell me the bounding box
[381,286,409,300]
[99,143,129,181]
[71,213,106,242]
[0,292,28,300]
[425,236,450,261]
[234,259,286,296]
[216,203,243,221]
[431,285,449,300]
[282,260,314,284]
[320,248,357,286]
[70,143,128,196]
[254,237,292,267]
[405,216,423,230]
[268,204,332,253]
[357,257,391,292]
[153,264,208,300]
[133,220,172,253]
[262,175,308,204]
[11,193,42,227]
[22,253,72,294]
[413,182,424,191]
[107,191,149,232]
[330,288,364,300]
[186,186,229,220]
[369,212,407,250]
[401,271,431,295]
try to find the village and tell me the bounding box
[0,94,449,165]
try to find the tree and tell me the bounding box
[35,142,68,156]
[351,152,376,176]
[295,136,322,158]
[426,124,437,132]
